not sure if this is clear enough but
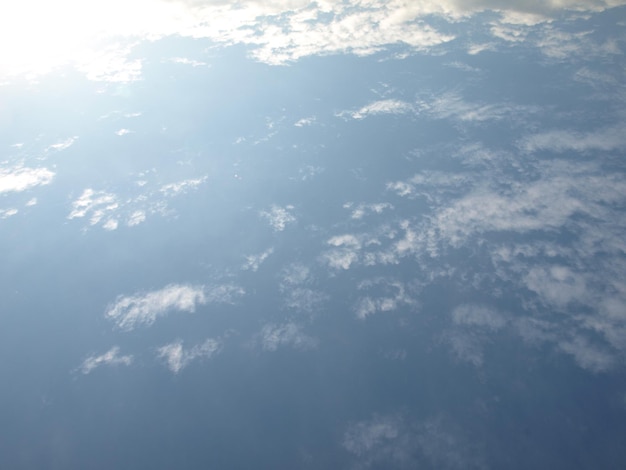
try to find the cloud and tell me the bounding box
[451,304,506,331]
[343,414,483,469]
[259,322,317,351]
[260,204,296,231]
[344,202,393,220]
[158,338,222,373]
[105,283,244,331]
[3,0,622,81]
[294,116,316,127]
[159,176,207,196]
[242,248,274,271]
[0,166,55,194]
[559,336,616,373]
[519,125,626,153]
[68,175,208,230]
[0,208,18,219]
[340,99,414,120]
[354,278,416,319]
[46,136,78,152]
[416,91,537,123]
[78,346,133,374]
[68,188,119,227]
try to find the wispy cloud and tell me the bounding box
[519,125,626,153]
[339,99,414,120]
[259,322,317,351]
[354,278,416,319]
[242,248,274,272]
[78,346,133,374]
[68,175,208,230]
[343,202,393,220]
[46,136,78,152]
[260,204,296,231]
[105,283,244,331]
[158,338,222,374]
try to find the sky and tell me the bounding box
[1,1,626,468]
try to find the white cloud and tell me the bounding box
[340,99,414,120]
[127,210,146,226]
[559,336,616,373]
[0,166,55,194]
[2,0,623,81]
[260,204,296,231]
[78,346,133,374]
[343,414,482,468]
[259,322,317,351]
[158,338,221,373]
[242,247,274,271]
[417,91,535,123]
[46,136,78,152]
[451,304,506,331]
[68,188,119,227]
[520,125,626,153]
[294,116,315,127]
[0,208,18,219]
[345,202,393,220]
[159,176,207,196]
[105,283,243,331]
[115,128,133,136]
[354,278,415,319]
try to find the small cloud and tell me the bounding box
[0,208,18,219]
[105,283,243,331]
[159,176,207,196]
[340,99,414,120]
[25,197,37,206]
[0,166,55,194]
[127,210,146,226]
[242,248,274,271]
[519,125,626,154]
[68,188,119,227]
[115,128,133,136]
[103,219,119,231]
[157,338,221,374]
[260,204,296,231]
[78,346,132,374]
[46,136,78,152]
[451,304,506,331]
[559,336,616,373]
[294,116,316,127]
[347,202,393,220]
[259,322,317,351]
[170,57,207,67]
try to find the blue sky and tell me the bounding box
[1,1,626,468]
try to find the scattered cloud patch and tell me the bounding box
[0,166,55,194]
[0,208,18,219]
[340,99,414,120]
[158,338,222,373]
[159,176,207,196]
[344,202,393,220]
[78,346,132,374]
[243,248,274,271]
[105,283,243,331]
[260,204,296,231]
[520,125,626,153]
[259,322,317,351]
[354,278,416,319]
[46,136,78,152]
[294,116,316,127]
[115,128,133,136]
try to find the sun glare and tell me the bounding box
[0,0,185,80]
